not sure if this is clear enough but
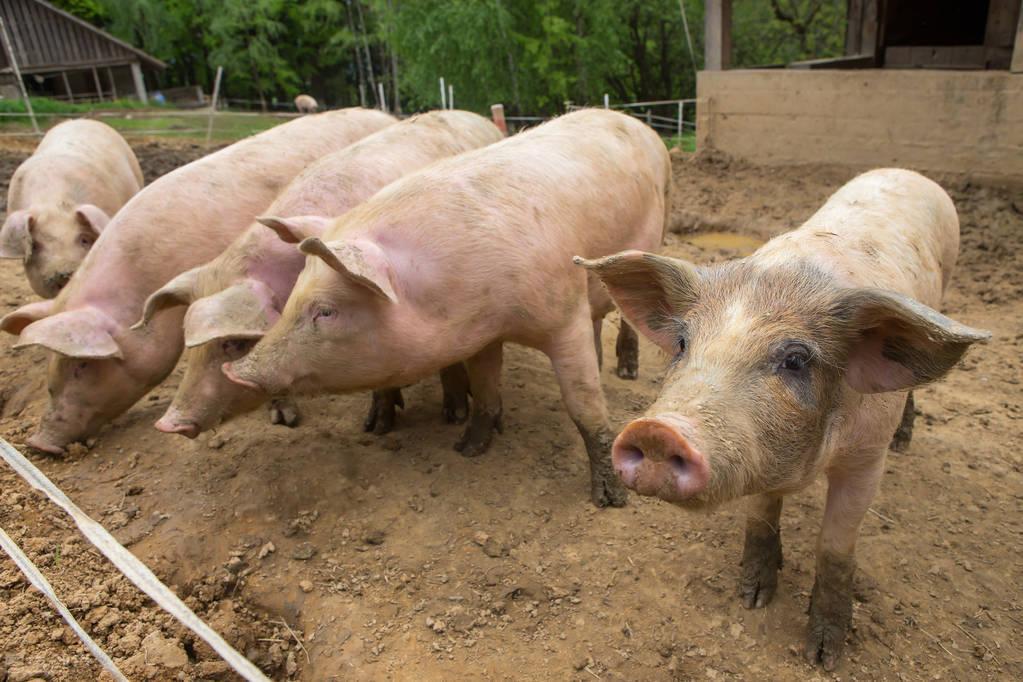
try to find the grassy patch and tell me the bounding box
[663,131,696,152]
[0,96,149,115]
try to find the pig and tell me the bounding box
[134,110,503,437]
[578,169,990,669]
[0,120,144,298]
[0,108,396,454]
[221,109,670,508]
[294,95,318,114]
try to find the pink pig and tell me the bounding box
[133,110,503,437]
[223,109,671,507]
[579,169,989,669]
[0,108,395,453]
[1,120,144,297]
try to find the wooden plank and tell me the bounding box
[885,46,987,69]
[704,0,732,71]
[985,0,1020,48]
[845,0,863,55]
[1013,2,1023,72]
[789,54,875,69]
[61,70,73,103]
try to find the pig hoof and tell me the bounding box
[442,398,470,425]
[364,389,404,435]
[739,523,783,608]
[269,400,300,428]
[615,364,638,380]
[804,571,853,671]
[591,474,628,508]
[453,409,502,456]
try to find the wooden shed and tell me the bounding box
[0,0,166,104]
[698,0,1023,183]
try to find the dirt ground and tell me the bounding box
[0,139,1020,681]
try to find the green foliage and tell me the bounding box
[0,97,149,114]
[54,1,846,114]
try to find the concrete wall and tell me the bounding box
[696,69,1023,183]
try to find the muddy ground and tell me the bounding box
[0,139,1020,681]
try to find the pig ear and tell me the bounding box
[184,279,280,347]
[258,215,332,244]
[575,251,701,354]
[14,307,123,359]
[833,288,991,394]
[74,204,111,237]
[1,299,56,335]
[299,237,399,304]
[132,267,201,330]
[0,210,34,259]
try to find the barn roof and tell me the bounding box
[0,0,166,75]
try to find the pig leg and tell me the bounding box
[269,397,300,427]
[454,342,504,457]
[889,392,915,453]
[739,493,783,609]
[546,315,628,508]
[364,388,405,435]
[440,363,471,424]
[806,450,886,670]
[592,318,604,370]
[615,319,639,380]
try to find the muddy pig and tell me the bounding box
[134,110,503,437]
[222,108,670,507]
[0,108,396,453]
[0,120,144,297]
[579,169,989,668]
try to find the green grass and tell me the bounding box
[663,131,696,152]
[0,96,149,115]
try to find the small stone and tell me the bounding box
[473,531,490,546]
[299,580,314,593]
[729,622,744,638]
[208,435,226,449]
[126,485,144,496]
[50,627,65,641]
[292,542,317,560]
[364,529,386,545]
[257,541,276,559]
[286,651,298,676]
[431,619,447,634]
[141,631,188,668]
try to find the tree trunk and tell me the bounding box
[346,0,367,106]
[354,0,378,107]
[387,0,401,114]
[494,0,522,112]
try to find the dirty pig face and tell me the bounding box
[619,261,848,508]
[579,251,988,510]
[31,355,143,452]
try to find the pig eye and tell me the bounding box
[779,345,811,373]
[220,338,254,359]
[313,305,336,321]
[79,235,94,248]
[677,336,687,356]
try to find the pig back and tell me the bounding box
[10,120,143,212]
[56,108,395,324]
[753,169,958,309]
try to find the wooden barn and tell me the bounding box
[0,0,165,104]
[698,0,1023,183]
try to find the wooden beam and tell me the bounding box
[61,71,74,104]
[985,0,1021,48]
[130,61,147,105]
[91,67,103,101]
[106,67,117,99]
[845,0,864,55]
[1013,1,1023,73]
[704,0,732,71]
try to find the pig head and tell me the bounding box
[137,216,329,436]
[223,234,408,398]
[579,251,990,508]
[1,300,183,452]
[0,205,110,298]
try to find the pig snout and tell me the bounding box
[26,432,66,455]
[154,410,201,439]
[221,361,265,392]
[612,415,709,503]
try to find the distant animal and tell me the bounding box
[294,95,319,114]
[0,120,143,298]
